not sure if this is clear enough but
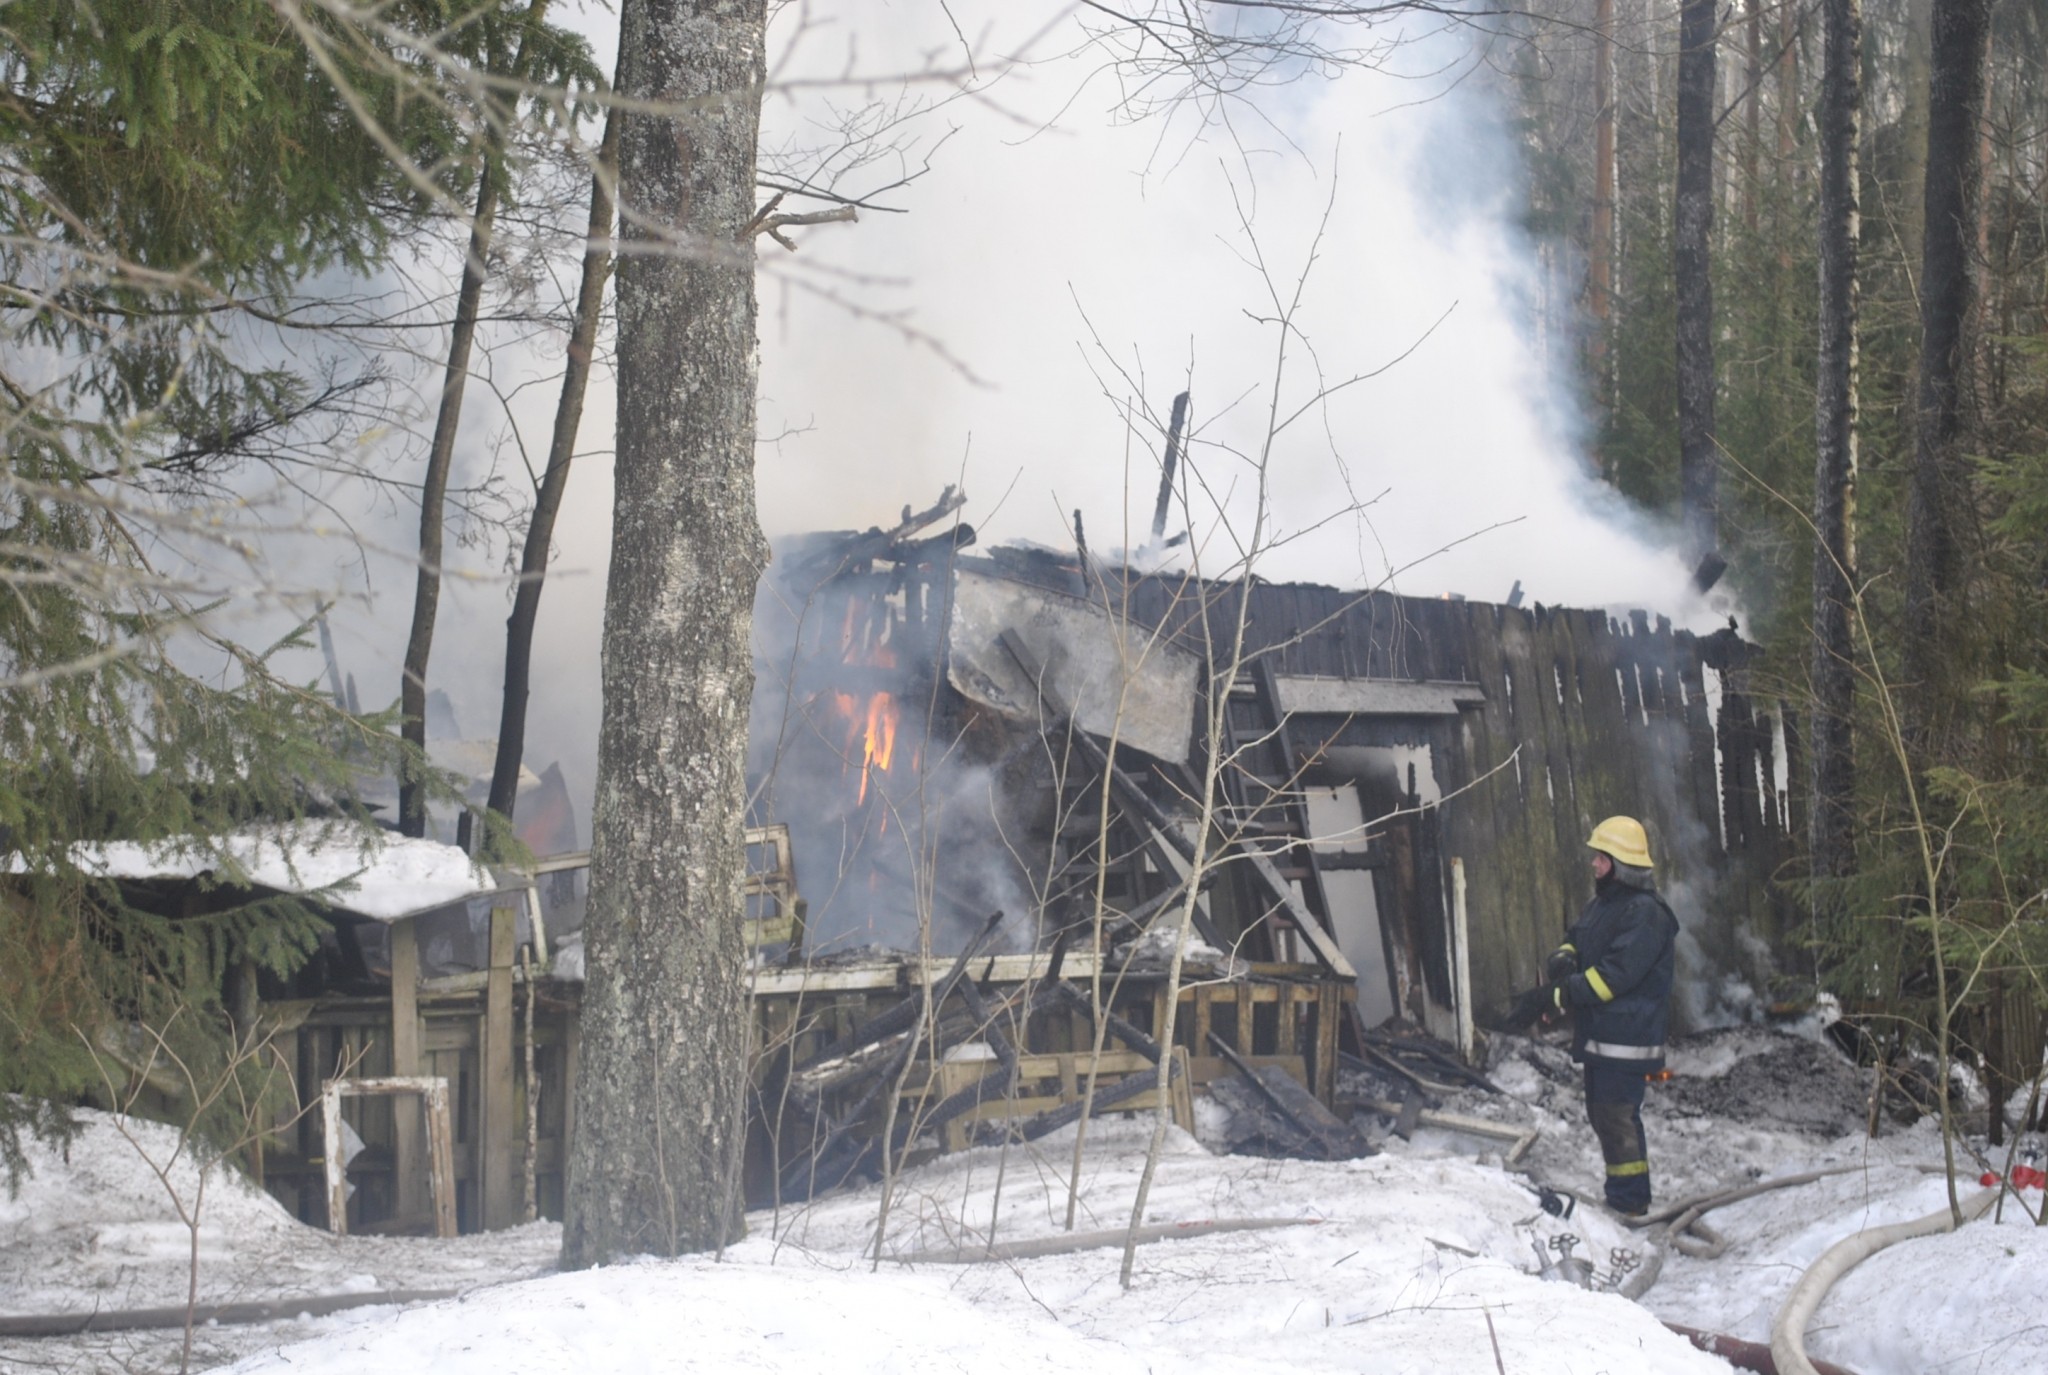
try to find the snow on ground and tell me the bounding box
[1402,1021,2048,1375]
[6,1021,2045,1375]
[208,1120,1720,1375]
[0,1108,558,1374]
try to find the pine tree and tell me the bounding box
[0,0,582,1176]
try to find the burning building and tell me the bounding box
[226,490,1804,1229]
[729,489,1799,1195]
[747,490,1792,1036]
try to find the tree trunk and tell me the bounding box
[1904,0,1991,725]
[560,0,768,1268]
[399,169,501,839]
[485,100,622,834]
[1899,0,1933,274]
[1589,0,1615,434]
[1774,0,1800,270]
[400,0,550,839]
[1810,0,1862,887]
[1675,0,1719,563]
[1744,0,1763,234]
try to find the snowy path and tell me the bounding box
[4,1023,2044,1374]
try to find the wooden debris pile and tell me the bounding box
[765,916,1195,1203]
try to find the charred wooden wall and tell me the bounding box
[1096,574,1793,1025]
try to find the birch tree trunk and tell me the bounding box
[1675,0,1719,563]
[561,0,768,1268]
[1905,0,1991,729]
[1810,0,1862,886]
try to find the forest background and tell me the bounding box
[1,0,2044,1220]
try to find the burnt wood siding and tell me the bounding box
[1109,577,1787,1024]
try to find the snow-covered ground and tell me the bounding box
[5,1022,2043,1375]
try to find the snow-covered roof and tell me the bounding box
[4,821,500,921]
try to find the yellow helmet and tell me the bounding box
[1587,815,1653,868]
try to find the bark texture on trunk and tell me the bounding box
[1744,0,1763,233]
[561,0,768,1268]
[1811,0,1863,885]
[1589,0,1615,381]
[1905,0,1991,719]
[486,101,622,831]
[1675,0,1718,563]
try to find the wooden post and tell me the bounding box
[389,917,428,1226]
[561,1014,581,1238]
[481,904,518,1229]
[1451,857,1475,1064]
[1314,983,1341,1107]
[423,1078,459,1239]
[320,1081,347,1234]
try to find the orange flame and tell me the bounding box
[857,693,899,804]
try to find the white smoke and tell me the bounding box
[220,4,1730,856]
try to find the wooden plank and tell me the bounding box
[388,919,427,1226]
[1314,983,1341,1105]
[1171,1050,1197,1131]
[560,1015,580,1239]
[1189,1053,1307,1087]
[1503,606,1573,991]
[749,950,1107,996]
[320,1081,347,1235]
[424,1079,459,1238]
[1449,859,1474,1064]
[481,904,518,1230]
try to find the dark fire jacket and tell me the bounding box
[1558,878,1679,1070]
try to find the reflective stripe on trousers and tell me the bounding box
[1583,1038,1665,1061]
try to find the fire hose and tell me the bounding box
[1768,1187,1997,1375]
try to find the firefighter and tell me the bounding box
[1508,815,1678,1216]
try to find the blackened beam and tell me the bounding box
[994,630,1227,951]
[779,924,1011,1198]
[997,631,1353,981]
[795,485,970,578]
[1081,703,1354,979]
[1232,849,1356,980]
[788,908,1004,1077]
[1003,1055,1177,1144]
[887,979,1026,1150]
[1051,977,1167,1064]
[1354,1026,1500,1093]
[1150,391,1191,543]
[1208,1032,1369,1161]
[883,524,976,568]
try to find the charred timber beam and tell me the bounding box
[788,909,1004,1076]
[998,1056,1174,1143]
[795,485,969,578]
[1007,626,1351,980]
[882,525,976,568]
[1208,1032,1371,1161]
[1051,978,1166,1063]
[996,629,1227,949]
[1149,391,1191,543]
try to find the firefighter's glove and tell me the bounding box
[1545,945,1579,982]
[1507,983,1566,1030]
